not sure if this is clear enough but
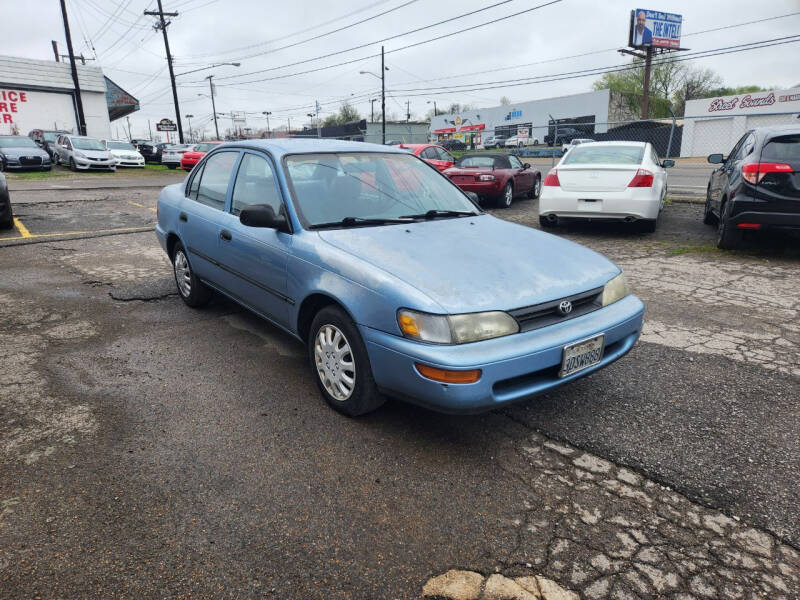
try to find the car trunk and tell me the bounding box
[556,164,639,192]
[446,167,490,183]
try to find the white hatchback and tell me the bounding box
[538,141,673,232]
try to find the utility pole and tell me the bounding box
[51,41,60,62]
[144,1,184,143]
[287,117,291,136]
[406,100,410,122]
[206,75,220,139]
[59,0,87,135]
[262,111,271,138]
[381,46,386,145]
[185,114,193,142]
[148,119,153,140]
[641,46,653,119]
[315,100,321,138]
[370,98,376,123]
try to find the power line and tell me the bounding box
[212,0,550,82]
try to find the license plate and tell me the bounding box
[559,334,604,378]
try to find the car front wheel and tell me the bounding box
[703,189,716,225]
[172,242,212,307]
[528,176,541,199]
[309,306,385,417]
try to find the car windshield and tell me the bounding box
[71,137,106,151]
[194,143,218,152]
[107,141,136,150]
[563,145,644,165]
[456,156,500,168]
[0,137,38,148]
[43,132,58,142]
[285,152,478,228]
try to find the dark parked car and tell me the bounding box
[136,141,171,163]
[28,129,69,160]
[0,172,12,229]
[440,139,467,151]
[704,126,800,249]
[0,136,52,171]
[544,127,584,147]
[443,153,541,208]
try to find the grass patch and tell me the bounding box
[667,244,719,256]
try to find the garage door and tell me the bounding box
[745,114,798,130]
[690,118,733,157]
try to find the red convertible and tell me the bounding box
[443,153,541,208]
[394,143,455,172]
[180,141,222,171]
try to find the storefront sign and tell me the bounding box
[459,124,485,132]
[708,92,776,112]
[0,89,28,124]
[433,127,456,133]
[156,118,177,132]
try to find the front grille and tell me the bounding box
[509,287,603,332]
[20,156,43,166]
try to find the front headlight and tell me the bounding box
[74,151,86,159]
[398,309,519,344]
[601,272,628,306]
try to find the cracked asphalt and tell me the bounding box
[0,182,798,599]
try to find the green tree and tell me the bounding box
[322,101,361,127]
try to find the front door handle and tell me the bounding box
[220,229,232,242]
[179,212,188,222]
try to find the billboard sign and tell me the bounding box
[629,8,682,49]
[156,118,177,132]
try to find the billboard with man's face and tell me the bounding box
[629,8,682,49]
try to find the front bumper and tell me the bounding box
[3,159,51,170]
[539,186,661,220]
[115,159,145,167]
[74,158,115,170]
[361,294,645,413]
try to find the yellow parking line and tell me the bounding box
[13,218,32,238]
[128,200,157,212]
[0,225,151,242]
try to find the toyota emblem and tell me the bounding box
[557,300,573,315]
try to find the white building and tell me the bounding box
[0,55,136,139]
[429,89,615,146]
[680,87,800,157]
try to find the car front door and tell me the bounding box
[214,151,293,327]
[508,155,532,195]
[434,147,455,171]
[711,133,748,212]
[177,150,240,284]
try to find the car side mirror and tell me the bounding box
[239,204,289,232]
[662,159,675,168]
[707,153,723,164]
[523,163,531,169]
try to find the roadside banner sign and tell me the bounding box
[629,8,682,49]
[156,118,177,132]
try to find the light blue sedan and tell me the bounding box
[155,139,644,416]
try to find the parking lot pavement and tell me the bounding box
[1,186,798,598]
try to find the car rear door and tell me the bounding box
[215,150,293,326]
[177,150,240,284]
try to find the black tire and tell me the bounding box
[167,164,177,169]
[308,306,385,417]
[539,215,556,228]
[716,200,742,250]
[497,181,514,208]
[703,189,716,225]
[171,242,212,307]
[638,218,657,233]
[527,175,541,199]
[69,157,77,172]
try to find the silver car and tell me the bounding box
[161,144,194,169]
[54,134,116,171]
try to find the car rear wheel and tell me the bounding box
[539,215,556,228]
[172,242,212,307]
[69,157,77,171]
[528,176,541,199]
[716,200,742,250]
[703,189,716,225]
[498,182,514,208]
[308,306,385,417]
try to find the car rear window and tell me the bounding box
[761,135,800,162]
[457,156,507,168]
[563,145,644,165]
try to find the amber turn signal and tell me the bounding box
[415,363,482,384]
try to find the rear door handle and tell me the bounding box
[179,212,188,222]
[220,229,232,242]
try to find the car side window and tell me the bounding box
[421,147,436,160]
[195,151,238,210]
[436,148,453,162]
[187,164,205,200]
[726,133,749,164]
[509,155,523,169]
[231,152,283,216]
[736,133,755,161]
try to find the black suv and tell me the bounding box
[704,126,800,249]
[135,141,171,163]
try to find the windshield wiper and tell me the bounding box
[399,209,478,220]
[308,216,414,230]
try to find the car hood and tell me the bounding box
[109,149,142,158]
[1,147,49,158]
[74,149,112,159]
[317,215,619,313]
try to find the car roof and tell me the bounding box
[457,153,510,160]
[572,141,646,147]
[756,125,800,136]
[208,138,408,158]
[394,143,427,149]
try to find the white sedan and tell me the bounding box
[539,141,673,232]
[505,135,539,148]
[104,140,145,167]
[161,144,194,169]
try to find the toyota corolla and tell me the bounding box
[155,139,644,416]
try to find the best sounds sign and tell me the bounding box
[0,89,28,125]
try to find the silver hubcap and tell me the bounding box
[505,185,513,205]
[174,250,192,297]
[314,324,356,401]
[535,178,541,197]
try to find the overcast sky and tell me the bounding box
[3,0,799,139]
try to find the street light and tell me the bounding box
[359,47,389,144]
[369,98,377,123]
[185,114,194,142]
[262,111,272,138]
